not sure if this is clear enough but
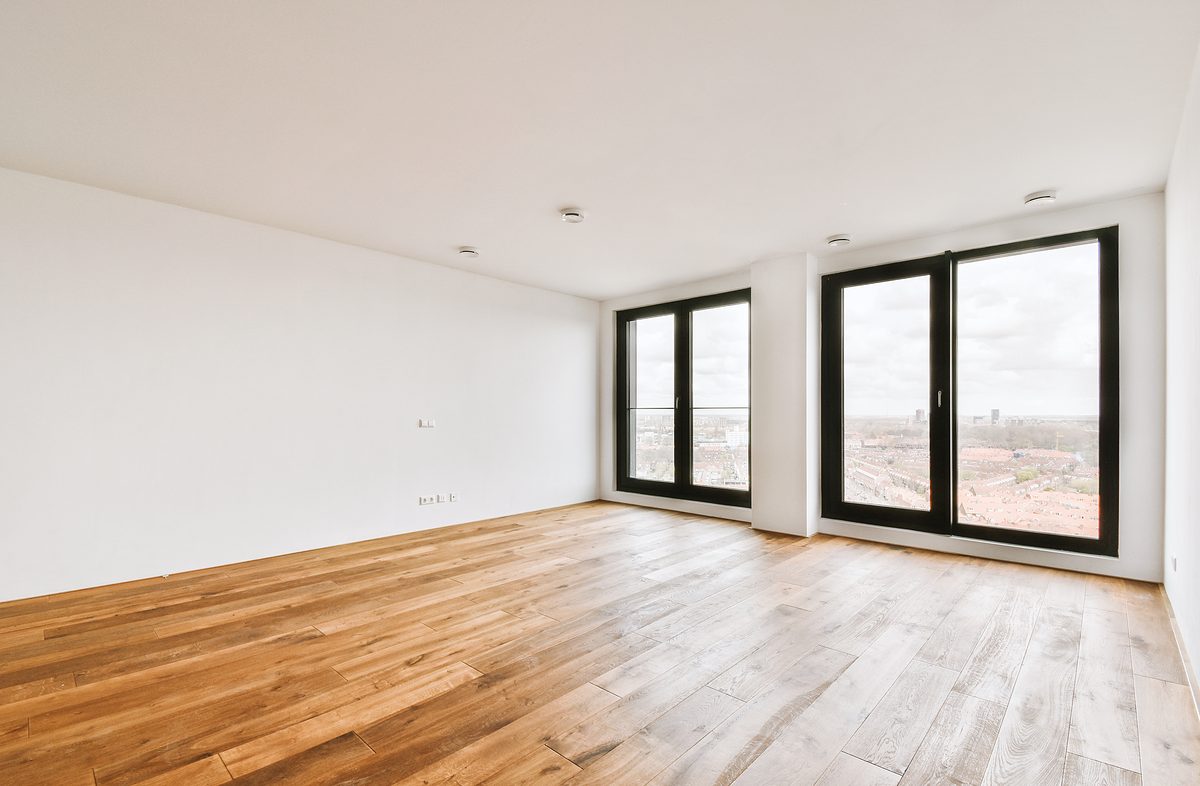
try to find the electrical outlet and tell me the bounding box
[436,493,447,503]
[418,418,437,428]
[448,492,458,502]
[418,495,435,505]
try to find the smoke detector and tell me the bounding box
[457,246,479,258]
[826,234,851,247]
[560,207,585,224]
[1024,189,1057,206]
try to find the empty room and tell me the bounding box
[3,2,1200,785]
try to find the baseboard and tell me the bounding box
[600,490,752,523]
[1160,585,1200,721]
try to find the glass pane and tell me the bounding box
[692,409,750,490]
[632,315,674,408]
[842,276,931,510]
[633,409,674,481]
[693,303,749,408]
[956,242,1100,538]
[629,313,675,481]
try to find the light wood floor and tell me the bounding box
[0,502,1197,785]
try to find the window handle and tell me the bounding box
[937,390,943,408]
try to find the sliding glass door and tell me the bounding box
[822,257,951,533]
[950,233,1118,553]
[822,228,1119,555]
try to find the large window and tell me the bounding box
[616,289,751,507]
[821,228,1118,555]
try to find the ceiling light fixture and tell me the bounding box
[560,207,585,224]
[1024,189,1057,206]
[826,234,851,247]
[457,246,479,258]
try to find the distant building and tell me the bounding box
[991,408,1000,426]
[914,408,926,424]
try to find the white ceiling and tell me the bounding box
[3,2,1198,300]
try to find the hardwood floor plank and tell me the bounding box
[1043,572,1087,615]
[1067,607,1141,773]
[981,605,1083,786]
[1084,575,1129,614]
[133,754,231,786]
[916,583,1005,671]
[468,744,580,785]
[0,628,45,652]
[843,658,958,775]
[898,690,1006,786]
[348,620,665,781]
[731,622,933,785]
[1062,754,1142,786]
[398,682,618,786]
[815,753,901,786]
[547,604,801,769]
[1133,674,1200,785]
[223,731,374,786]
[0,671,75,704]
[1126,582,1189,685]
[562,686,743,784]
[649,645,854,786]
[954,585,1043,704]
[0,716,27,743]
[219,661,481,777]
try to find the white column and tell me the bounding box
[750,253,820,536]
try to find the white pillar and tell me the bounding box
[750,253,820,536]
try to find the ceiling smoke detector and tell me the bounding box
[826,234,851,247]
[1024,189,1057,206]
[457,246,479,258]
[560,207,585,224]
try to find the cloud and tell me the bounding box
[843,242,1101,417]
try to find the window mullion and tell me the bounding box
[675,303,691,492]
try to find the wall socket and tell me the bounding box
[419,493,457,506]
[418,495,436,505]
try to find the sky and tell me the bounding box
[632,303,749,410]
[632,242,1099,421]
[843,242,1101,418]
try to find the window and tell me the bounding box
[821,228,1118,556]
[616,289,751,507]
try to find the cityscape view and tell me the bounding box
[841,241,1103,539]
[634,410,750,490]
[843,409,1101,538]
[630,301,750,491]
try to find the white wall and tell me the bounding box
[749,254,821,537]
[819,193,1166,582]
[599,271,752,522]
[0,168,600,602]
[1164,48,1200,678]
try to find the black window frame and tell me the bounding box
[821,227,1119,557]
[615,288,751,508]
[820,254,953,534]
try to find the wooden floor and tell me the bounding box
[0,503,1197,785]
